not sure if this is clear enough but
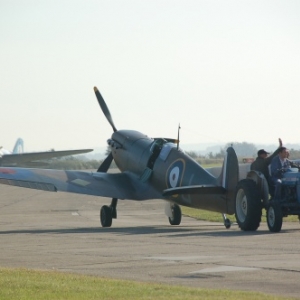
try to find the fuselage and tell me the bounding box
[108,130,228,213]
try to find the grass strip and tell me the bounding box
[0,268,296,300]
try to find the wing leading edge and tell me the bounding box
[0,167,161,200]
[0,149,93,166]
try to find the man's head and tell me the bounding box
[278,147,288,159]
[257,149,269,158]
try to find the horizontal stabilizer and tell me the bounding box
[163,185,226,197]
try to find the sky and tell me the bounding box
[1,0,300,152]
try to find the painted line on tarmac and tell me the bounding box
[147,256,225,262]
[190,266,260,274]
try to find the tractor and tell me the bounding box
[235,167,300,232]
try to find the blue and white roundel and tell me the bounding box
[169,167,180,188]
[166,160,185,188]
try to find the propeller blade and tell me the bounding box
[97,152,113,172]
[94,87,117,132]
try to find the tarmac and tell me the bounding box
[1,184,300,298]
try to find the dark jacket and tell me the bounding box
[250,148,281,181]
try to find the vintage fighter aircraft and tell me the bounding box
[0,87,243,229]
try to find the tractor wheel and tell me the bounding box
[267,202,283,233]
[235,179,261,231]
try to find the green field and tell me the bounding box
[0,268,296,300]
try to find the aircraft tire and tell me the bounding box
[267,201,282,233]
[235,179,261,231]
[224,218,231,229]
[100,205,112,227]
[168,204,182,225]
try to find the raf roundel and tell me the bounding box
[169,166,180,188]
[166,159,185,189]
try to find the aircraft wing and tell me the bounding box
[163,185,226,197]
[0,149,93,167]
[0,167,161,200]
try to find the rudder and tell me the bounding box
[12,138,24,154]
[218,146,239,214]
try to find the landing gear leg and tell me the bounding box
[110,198,118,219]
[100,198,118,227]
[222,213,231,229]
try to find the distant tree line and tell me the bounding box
[47,156,102,170]
[287,149,300,160]
[186,142,300,165]
[45,142,300,170]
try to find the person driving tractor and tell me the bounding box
[250,138,282,196]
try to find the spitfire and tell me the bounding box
[0,87,240,229]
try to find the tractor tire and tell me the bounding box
[235,179,262,231]
[267,201,283,233]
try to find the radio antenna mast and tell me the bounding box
[177,123,181,150]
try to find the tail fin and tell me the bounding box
[12,138,24,154]
[218,147,239,214]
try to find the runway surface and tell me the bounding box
[1,185,300,298]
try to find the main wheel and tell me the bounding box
[100,205,112,227]
[168,204,181,225]
[224,218,231,229]
[267,202,283,232]
[235,179,262,231]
